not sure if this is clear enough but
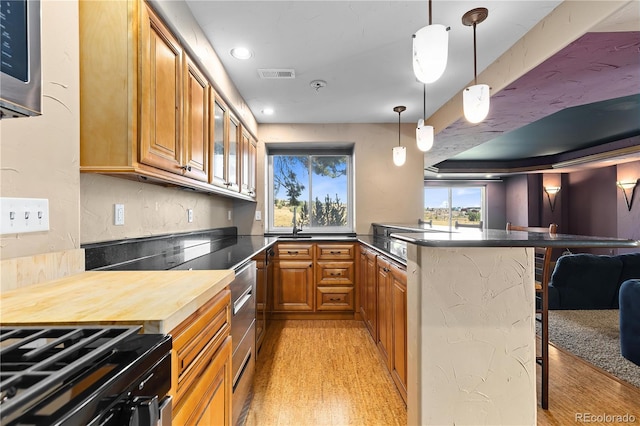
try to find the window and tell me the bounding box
[424,186,485,227]
[267,149,353,233]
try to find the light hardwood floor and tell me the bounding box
[246,320,640,425]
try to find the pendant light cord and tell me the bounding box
[473,22,478,86]
[423,84,426,120]
[428,0,432,25]
[397,110,401,147]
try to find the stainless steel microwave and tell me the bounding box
[0,0,41,118]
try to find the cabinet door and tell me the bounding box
[240,130,251,195]
[174,336,232,426]
[273,260,314,311]
[390,263,407,403]
[183,55,209,182]
[376,257,392,369]
[226,115,240,192]
[249,137,257,197]
[210,97,228,188]
[360,248,378,339]
[139,4,182,174]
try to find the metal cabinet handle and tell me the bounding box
[330,272,341,276]
[233,287,253,315]
[329,297,341,301]
[330,251,341,254]
[383,267,390,272]
[180,165,192,172]
[287,250,299,255]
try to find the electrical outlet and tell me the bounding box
[114,204,125,226]
[0,197,50,235]
[227,210,232,221]
[188,209,193,223]
[255,210,262,221]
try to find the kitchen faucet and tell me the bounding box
[292,206,302,236]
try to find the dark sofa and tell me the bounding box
[548,252,640,310]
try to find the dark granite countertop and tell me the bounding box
[388,228,639,248]
[83,228,407,271]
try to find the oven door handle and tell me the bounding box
[233,287,253,315]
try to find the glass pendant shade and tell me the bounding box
[392,146,407,166]
[416,119,434,152]
[463,83,490,123]
[412,24,449,84]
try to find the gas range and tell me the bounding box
[0,326,172,426]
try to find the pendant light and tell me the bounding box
[413,0,449,84]
[462,7,490,124]
[416,84,434,152]
[393,106,407,167]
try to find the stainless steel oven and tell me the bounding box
[0,326,172,426]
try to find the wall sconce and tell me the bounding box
[617,180,638,211]
[392,106,407,167]
[462,8,490,124]
[416,84,434,152]
[412,0,449,84]
[544,186,561,212]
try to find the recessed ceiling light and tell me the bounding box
[262,108,274,115]
[230,47,252,60]
[486,174,493,178]
[436,174,442,178]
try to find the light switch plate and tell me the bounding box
[188,209,193,223]
[255,210,262,221]
[0,197,50,235]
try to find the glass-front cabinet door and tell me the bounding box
[227,114,240,192]
[210,97,228,188]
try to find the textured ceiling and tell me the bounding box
[183,1,640,175]
[431,31,640,173]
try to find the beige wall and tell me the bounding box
[241,123,425,235]
[0,1,80,260]
[80,175,234,244]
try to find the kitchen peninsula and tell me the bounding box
[377,223,639,425]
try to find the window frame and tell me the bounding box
[267,148,355,234]
[423,183,486,228]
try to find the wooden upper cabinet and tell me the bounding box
[210,97,228,188]
[139,4,183,174]
[79,0,256,201]
[182,55,209,182]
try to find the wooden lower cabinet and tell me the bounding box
[271,243,356,315]
[376,257,393,369]
[173,337,232,425]
[273,260,314,311]
[364,247,407,404]
[171,288,232,424]
[359,247,378,339]
[390,262,407,403]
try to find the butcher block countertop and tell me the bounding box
[0,270,234,334]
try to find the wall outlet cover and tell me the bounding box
[114,204,125,226]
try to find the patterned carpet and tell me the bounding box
[540,310,640,388]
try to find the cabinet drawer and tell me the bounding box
[316,243,355,260]
[276,243,313,259]
[316,261,354,285]
[171,289,231,407]
[316,286,354,311]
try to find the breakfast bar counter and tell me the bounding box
[386,226,638,425]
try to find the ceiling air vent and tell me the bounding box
[258,69,295,79]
